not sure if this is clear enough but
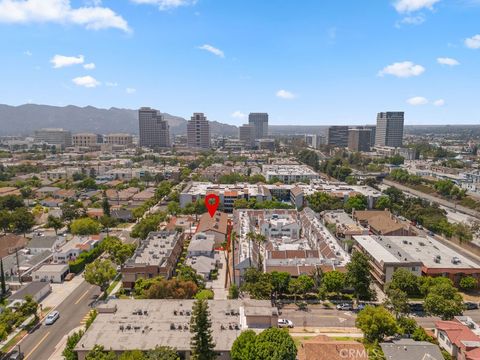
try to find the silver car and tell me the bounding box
[44,310,60,325]
[278,318,294,328]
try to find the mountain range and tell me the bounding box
[0,104,239,137]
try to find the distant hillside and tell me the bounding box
[0,104,238,137]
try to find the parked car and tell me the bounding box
[464,302,479,310]
[409,303,424,312]
[278,319,294,328]
[45,310,60,325]
[8,350,24,360]
[64,273,75,281]
[355,303,366,312]
[336,303,354,311]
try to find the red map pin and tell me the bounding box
[205,193,220,218]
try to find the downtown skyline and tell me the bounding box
[0,0,480,126]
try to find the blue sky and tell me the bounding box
[0,0,479,126]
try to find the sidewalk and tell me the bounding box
[48,326,83,360]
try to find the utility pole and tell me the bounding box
[15,247,22,285]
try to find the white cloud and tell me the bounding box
[437,57,459,66]
[465,34,480,49]
[72,75,100,88]
[24,50,32,56]
[407,96,429,105]
[276,89,296,100]
[398,15,426,26]
[231,111,246,119]
[105,81,118,87]
[126,87,136,94]
[378,61,425,78]
[433,99,445,106]
[130,0,196,10]
[0,0,130,32]
[83,62,95,69]
[51,54,84,68]
[198,44,224,58]
[394,0,441,13]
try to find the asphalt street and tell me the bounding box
[16,280,100,360]
[280,306,480,330]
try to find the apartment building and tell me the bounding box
[122,231,184,290]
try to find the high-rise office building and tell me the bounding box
[248,113,268,139]
[348,128,372,152]
[239,125,255,148]
[363,125,376,148]
[138,107,170,148]
[34,128,72,147]
[327,126,349,147]
[187,113,210,149]
[375,112,404,148]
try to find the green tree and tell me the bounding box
[306,192,343,213]
[231,330,257,360]
[190,299,216,360]
[146,346,180,360]
[228,284,239,299]
[46,215,64,234]
[288,274,314,301]
[356,306,398,343]
[12,207,35,235]
[195,289,214,300]
[385,288,409,319]
[102,197,111,217]
[70,217,102,235]
[346,251,372,300]
[84,259,117,291]
[398,317,417,337]
[62,330,85,360]
[99,215,118,236]
[102,236,136,265]
[270,271,291,298]
[344,194,367,213]
[375,196,392,210]
[85,345,116,360]
[119,350,146,360]
[424,283,464,320]
[0,209,11,233]
[254,328,297,360]
[0,195,24,211]
[387,268,420,297]
[459,276,478,292]
[321,270,345,296]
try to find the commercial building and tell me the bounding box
[122,231,183,290]
[138,107,170,148]
[353,235,480,287]
[348,128,372,152]
[72,133,98,148]
[239,125,255,148]
[34,128,72,147]
[364,125,376,147]
[187,112,210,149]
[104,133,133,146]
[75,299,279,360]
[32,264,69,283]
[248,113,268,139]
[375,112,404,147]
[327,126,349,147]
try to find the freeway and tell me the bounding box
[16,280,100,360]
[383,179,480,220]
